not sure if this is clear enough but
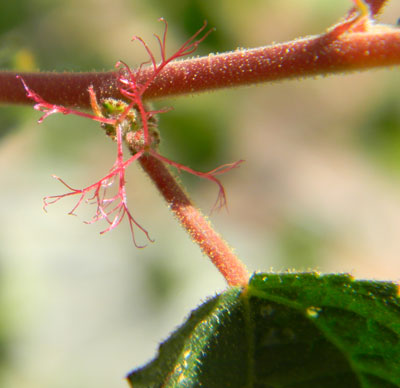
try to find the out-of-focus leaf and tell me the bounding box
[0,106,30,141]
[159,104,227,170]
[358,96,400,175]
[127,273,400,387]
[0,1,30,35]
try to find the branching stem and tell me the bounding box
[0,0,397,287]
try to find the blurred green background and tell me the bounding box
[1,0,400,387]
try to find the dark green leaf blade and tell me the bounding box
[127,273,400,388]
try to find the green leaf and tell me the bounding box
[127,273,400,388]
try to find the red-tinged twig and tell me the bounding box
[2,3,398,107]
[17,20,242,259]
[139,153,249,287]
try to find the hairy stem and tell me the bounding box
[1,26,399,108]
[139,153,249,287]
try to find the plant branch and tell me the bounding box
[1,22,399,108]
[138,153,250,287]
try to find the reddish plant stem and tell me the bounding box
[138,153,249,287]
[0,71,119,107]
[1,27,399,108]
[141,29,400,99]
